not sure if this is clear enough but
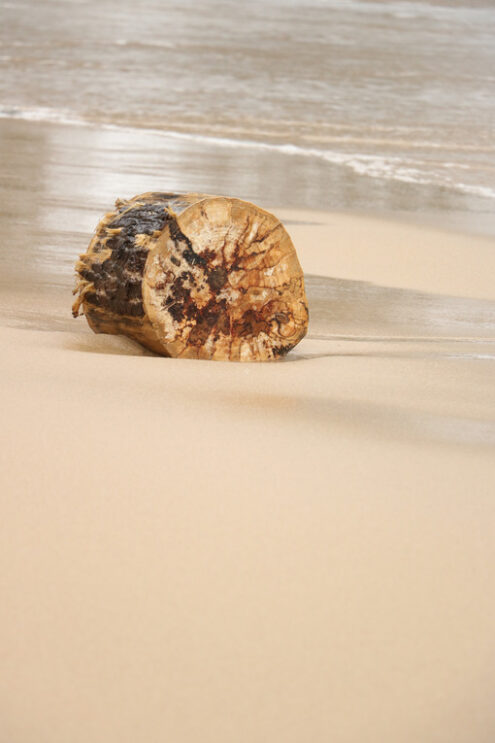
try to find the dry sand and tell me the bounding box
[1,119,495,743]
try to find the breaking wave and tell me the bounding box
[1,104,494,202]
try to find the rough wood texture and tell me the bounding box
[73,192,309,361]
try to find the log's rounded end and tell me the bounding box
[142,196,309,361]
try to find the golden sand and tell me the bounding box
[1,121,495,743]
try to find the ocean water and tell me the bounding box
[0,0,495,214]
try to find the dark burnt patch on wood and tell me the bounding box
[163,273,192,322]
[108,203,170,236]
[164,265,231,346]
[232,308,272,338]
[88,239,147,318]
[201,248,217,263]
[166,216,207,271]
[186,297,229,347]
[81,201,173,321]
[229,240,243,272]
[272,343,293,358]
[183,246,207,268]
[206,266,227,291]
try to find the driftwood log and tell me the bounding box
[73,192,309,361]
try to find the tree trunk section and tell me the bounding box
[73,192,309,361]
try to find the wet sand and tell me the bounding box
[1,118,495,742]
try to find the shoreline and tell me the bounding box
[1,114,494,229]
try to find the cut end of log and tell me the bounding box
[73,193,309,362]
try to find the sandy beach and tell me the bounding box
[1,114,495,742]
